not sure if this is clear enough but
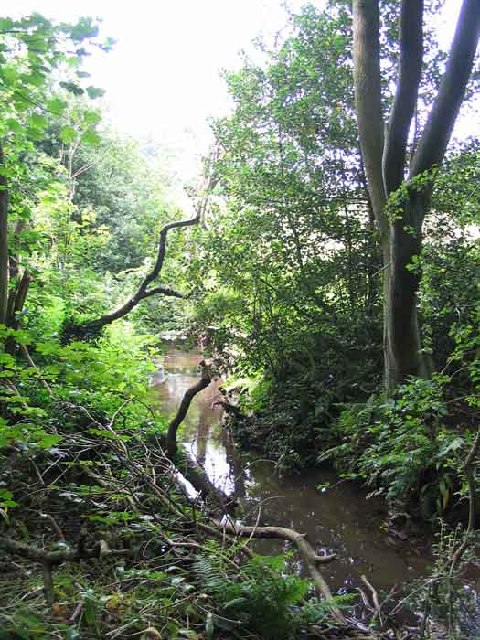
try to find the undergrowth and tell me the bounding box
[0,324,357,640]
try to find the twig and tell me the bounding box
[38,512,66,542]
[20,344,52,394]
[360,574,383,626]
[68,601,83,624]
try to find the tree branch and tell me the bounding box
[142,285,185,300]
[62,214,199,341]
[97,214,199,326]
[0,536,134,604]
[352,0,388,243]
[166,360,212,459]
[409,0,480,180]
[382,0,423,194]
[218,521,344,622]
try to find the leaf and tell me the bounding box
[59,80,84,96]
[83,110,102,125]
[47,97,68,115]
[81,129,101,146]
[28,113,48,130]
[59,125,78,144]
[438,437,463,458]
[5,118,23,133]
[38,434,63,449]
[86,86,105,99]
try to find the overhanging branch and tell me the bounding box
[143,285,185,300]
[98,213,199,326]
[62,214,200,341]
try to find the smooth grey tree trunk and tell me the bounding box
[352,0,480,390]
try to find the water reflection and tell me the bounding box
[154,345,429,590]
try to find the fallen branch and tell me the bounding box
[0,536,134,565]
[158,359,235,512]
[166,360,212,459]
[360,574,383,626]
[0,536,134,603]
[216,521,344,623]
[159,365,343,620]
[177,450,237,514]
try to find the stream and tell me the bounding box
[154,346,430,592]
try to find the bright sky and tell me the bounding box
[6,0,307,181]
[4,1,477,183]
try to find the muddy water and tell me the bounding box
[154,346,429,591]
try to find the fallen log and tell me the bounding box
[0,536,133,603]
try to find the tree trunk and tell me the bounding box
[353,0,480,391]
[386,191,429,387]
[0,143,8,327]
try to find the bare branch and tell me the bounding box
[218,521,343,622]
[98,213,199,326]
[410,0,480,180]
[143,285,185,300]
[62,214,200,341]
[0,535,133,565]
[382,0,423,194]
[166,360,212,458]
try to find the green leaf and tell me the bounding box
[59,80,84,96]
[86,86,105,99]
[59,125,78,144]
[2,65,19,84]
[38,434,63,449]
[28,113,48,130]
[82,110,102,125]
[47,97,68,115]
[81,129,101,146]
[5,118,23,133]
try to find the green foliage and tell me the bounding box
[191,2,380,374]
[321,374,477,519]
[193,548,341,639]
[0,320,163,461]
[406,522,480,639]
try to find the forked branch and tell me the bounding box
[62,213,199,341]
